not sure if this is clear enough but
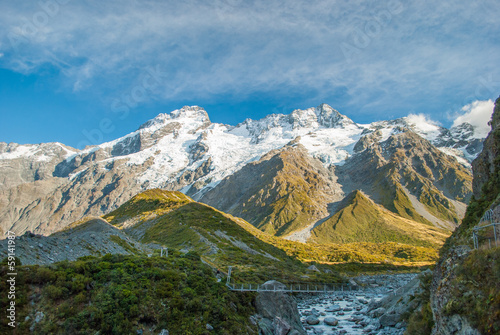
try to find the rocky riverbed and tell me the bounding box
[296,273,423,335]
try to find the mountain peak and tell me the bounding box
[288,104,357,129]
[139,106,210,131]
[170,105,210,122]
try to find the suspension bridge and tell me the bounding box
[224,266,360,294]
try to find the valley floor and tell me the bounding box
[297,273,419,335]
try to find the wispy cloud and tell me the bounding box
[0,0,499,120]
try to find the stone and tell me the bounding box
[273,317,291,335]
[205,323,213,330]
[158,330,169,335]
[307,265,321,272]
[369,307,386,318]
[35,311,44,323]
[379,313,401,327]
[326,304,342,312]
[324,317,339,326]
[306,315,320,325]
[255,281,306,335]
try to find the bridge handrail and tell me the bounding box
[225,281,359,293]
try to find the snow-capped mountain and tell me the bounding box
[0,104,485,237]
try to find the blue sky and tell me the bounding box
[0,0,499,149]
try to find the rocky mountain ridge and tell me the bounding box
[0,104,485,238]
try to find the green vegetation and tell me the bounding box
[105,189,442,279]
[382,177,434,226]
[103,189,192,227]
[310,191,449,248]
[0,253,258,335]
[105,189,343,284]
[263,237,438,264]
[443,140,500,252]
[441,248,500,334]
[405,271,434,335]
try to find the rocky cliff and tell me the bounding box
[424,96,500,335]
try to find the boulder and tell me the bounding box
[307,265,321,272]
[273,317,291,335]
[255,281,306,335]
[324,317,339,326]
[369,307,386,318]
[326,304,341,312]
[305,315,320,325]
[379,313,401,327]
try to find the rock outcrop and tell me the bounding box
[255,281,306,335]
[0,217,149,265]
[430,246,480,335]
[426,95,500,335]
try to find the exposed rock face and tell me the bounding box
[430,246,480,335]
[200,143,344,236]
[471,97,500,199]
[1,157,148,235]
[255,281,306,335]
[0,217,148,265]
[366,271,429,328]
[338,130,472,230]
[0,142,77,190]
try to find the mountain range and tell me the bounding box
[0,104,484,244]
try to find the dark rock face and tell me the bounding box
[471,97,500,199]
[255,281,306,335]
[430,246,480,335]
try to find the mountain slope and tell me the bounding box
[200,142,343,236]
[0,216,147,265]
[309,190,449,247]
[337,130,472,230]
[102,189,330,283]
[0,104,481,238]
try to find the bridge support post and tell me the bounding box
[494,224,498,247]
[226,266,232,286]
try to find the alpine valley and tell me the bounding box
[0,104,480,242]
[0,103,494,335]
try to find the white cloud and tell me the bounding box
[0,0,499,118]
[405,114,440,133]
[452,100,494,138]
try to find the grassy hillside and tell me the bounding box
[104,189,342,284]
[309,190,449,247]
[102,189,436,282]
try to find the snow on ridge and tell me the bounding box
[0,142,79,161]
[0,105,483,193]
